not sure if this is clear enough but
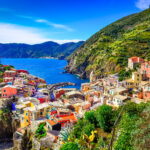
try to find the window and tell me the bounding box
[117,100,119,103]
[143,70,146,74]
[146,65,148,68]
[26,112,28,116]
[4,90,6,92]
[145,93,147,97]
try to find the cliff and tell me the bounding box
[66,8,150,79]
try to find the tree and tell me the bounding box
[96,105,114,132]
[71,119,85,139]
[125,102,138,117]
[84,111,98,127]
[21,129,33,150]
[60,142,79,150]
[83,123,95,136]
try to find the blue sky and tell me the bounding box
[0,0,149,44]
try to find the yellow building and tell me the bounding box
[16,102,35,128]
[126,72,142,89]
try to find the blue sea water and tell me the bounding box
[1,58,89,89]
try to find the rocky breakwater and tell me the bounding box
[47,82,75,92]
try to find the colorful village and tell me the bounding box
[0,56,150,149]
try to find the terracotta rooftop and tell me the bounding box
[47,119,57,126]
[60,114,77,122]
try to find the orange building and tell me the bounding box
[1,85,17,98]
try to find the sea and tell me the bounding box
[1,58,89,89]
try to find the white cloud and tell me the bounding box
[136,0,150,10]
[35,19,73,32]
[13,13,73,32]
[53,39,82,44]
[0,23,80,44]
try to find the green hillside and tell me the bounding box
[66,8,150,79]
[0,41,84,59]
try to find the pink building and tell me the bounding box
[1,85,17,98]
[128,57,144,70]
[3,77,14,83]
[3,70,17,83]
[141,61,150,79]
[4,70,17,78]
[141,83,150,99]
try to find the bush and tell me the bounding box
[83,123,95,136]
[119,69,132,81]
[84,111,98,127]
[96,105,114,132]
[71,119,85,139]
[35,123,47,139]
[60,142,79,150]
[0,78,3,83]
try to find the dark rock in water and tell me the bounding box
[80,72,88,79]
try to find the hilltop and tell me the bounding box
[0,41,84,59]
[66,8,150,79]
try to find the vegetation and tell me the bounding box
[96,105,115,132]
[114,102,150,150]
[61,102,150,150]
[118,69,132,81]
[84,111,98,127]
[61,105,117,149]
[35,123,47,139]
[0,78,3,82]
[0,41,84,59]
[67,8,150,78]
[60,142,79,150]
[21,129,33,150]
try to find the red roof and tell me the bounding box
[17,70,29,74]
[129,57,144,63]
[60,114,77,122]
